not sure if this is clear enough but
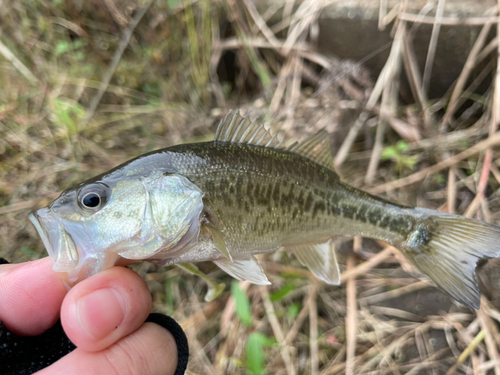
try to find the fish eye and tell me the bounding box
[82,192,101,208]
[78,184,108,212]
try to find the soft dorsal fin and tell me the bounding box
[214,110,282,148]
[214,109,335,170]
[285,130,335,170]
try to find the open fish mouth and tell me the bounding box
[29,208,79,273]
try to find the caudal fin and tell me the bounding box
[401,208,500,309]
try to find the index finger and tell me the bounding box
[0,257,67,336]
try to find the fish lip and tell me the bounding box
[29,208,79,273]
[29,209,57,261]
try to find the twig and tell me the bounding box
[442,8,498,129]
[404,348,450,375]
[492,1,500,132]
[241,0,280,48]
[270,56,294,114]
[345,255,357,375]
[180,300,223,331]
[372,306,425,323]
[309,283,319,375]
[359,280,430,305]
[463,12,500,216]
[215,37,334,69]
[447,167,456,213]
[464,149,493,217]
[378,0,388,30]
[219,281,250,337]
[364,23,404,183]
[365,94,388,184]
[445,60,495,126]
[103,0,130,26]
[340,246,394,282]
[444,323,461,357]
[368,131,500,194]
[477,304,500,375]
[0,37,38,84]
[402,26,431,128]
[81,1,153,125]
[282,0,322,54]
[422,0,446,95]
[334,111,369,169]
[399,12,500,25]
[477,38,499,64]
[259,286,296,375]
[382,2,403,28]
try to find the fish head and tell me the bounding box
[30,173,204,284]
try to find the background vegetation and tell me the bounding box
[2,0,500,373]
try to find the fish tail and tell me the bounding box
[399,208,500,309]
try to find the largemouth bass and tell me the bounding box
[30,111,500,309]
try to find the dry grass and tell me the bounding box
[3,0,500,374]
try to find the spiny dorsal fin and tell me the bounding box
[214,110,282,148]
[285,130,335,170]
[215,110,335,170]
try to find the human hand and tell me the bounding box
[0,257,179,375]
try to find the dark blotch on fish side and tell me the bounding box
[379,215,391,229]
[312,201,326,219]
[272,181,281,205]
[304,192,314,213]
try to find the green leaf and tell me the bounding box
[245,333,276,375]
[402,155,416,169]
[51,97,85,133]
[396,140,409,152]
[75,51,85,61]
[55,41,71,56]
[73,39,86,49]
[231,281,252,327]
[269,282,295,302]
[380,146,396,160]
[246,333,265,375]
[167,0,182,8]
[287,302,301,319]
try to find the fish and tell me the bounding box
[30,110,500,309]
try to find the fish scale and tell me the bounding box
[165,141,413,249]
[29,110,500,308]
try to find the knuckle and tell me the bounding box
[101,326,156,375]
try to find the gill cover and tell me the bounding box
[117,174,204,260]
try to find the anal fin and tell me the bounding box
[214,257,271,285]
[288,239,340,285]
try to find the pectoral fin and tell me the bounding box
[176,263,226,302]
[288,239,340,285]
[214,257,271,285]
[205,224,232,261]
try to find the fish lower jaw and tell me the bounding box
[61,252,123,285]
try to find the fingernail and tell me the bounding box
[76,288,126,341]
